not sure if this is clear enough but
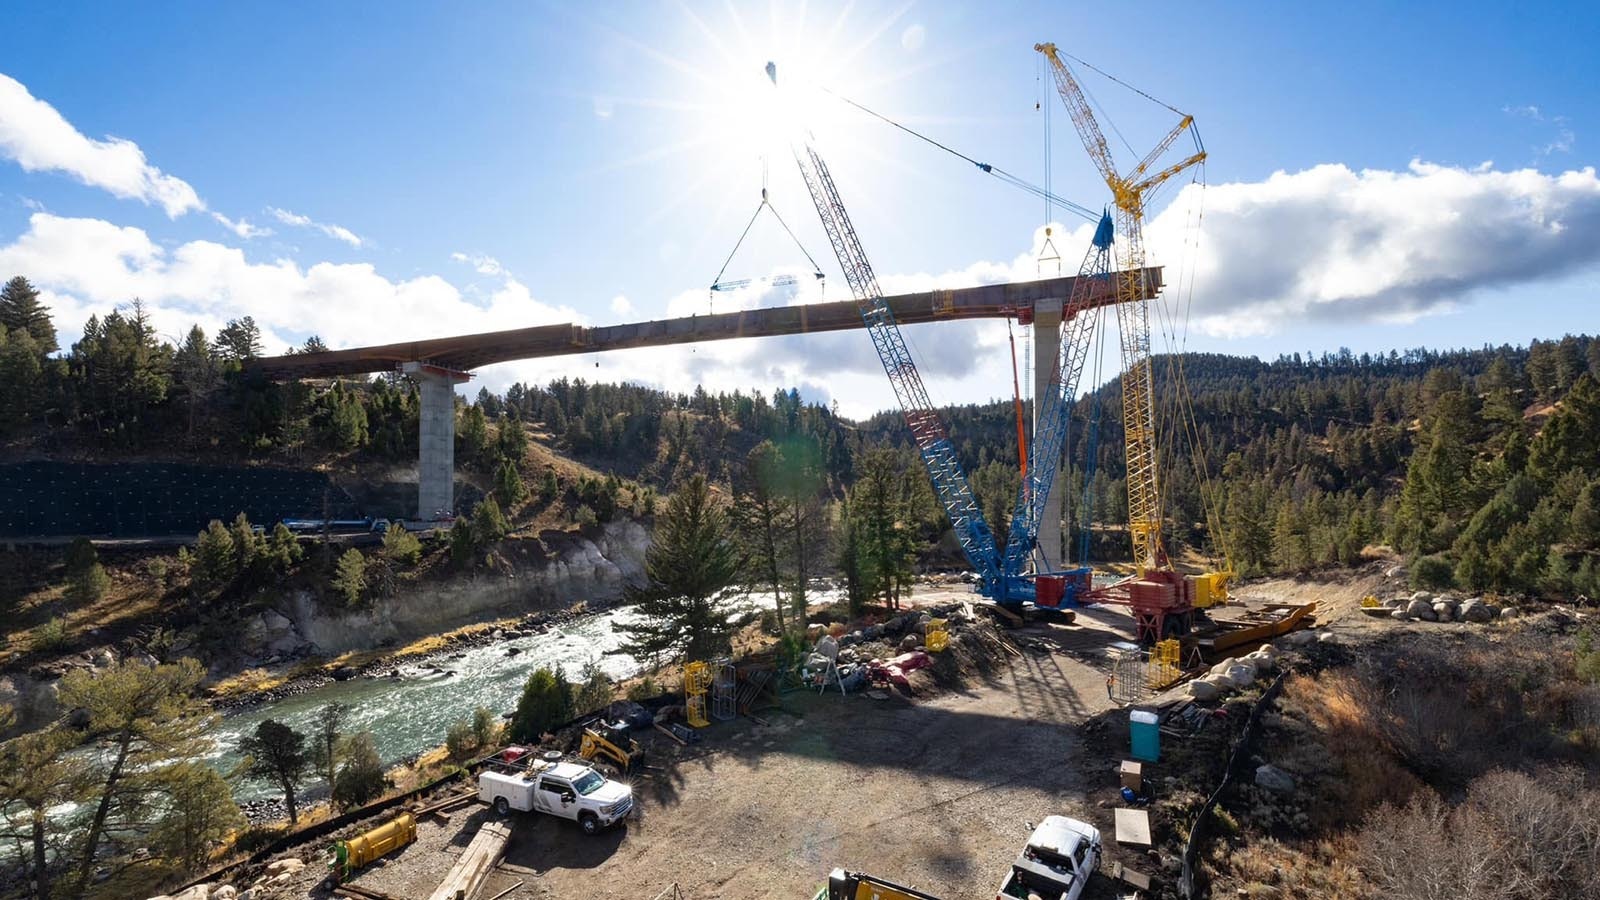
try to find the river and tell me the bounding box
[211,589,840,803]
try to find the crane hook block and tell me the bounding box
[766,61,777,85]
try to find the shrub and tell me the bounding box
[1410,554,1455,590]
[30,617,68,652]
[471,706,499,749]
[574,504,598,528]
[444,720,476,760]
[508,667,572,743]
[1358,767,1600,900]
[382,525,422,566]
[448,518,475,566]
[332,733,388,810]
[1577,629,1600,684]
[572,662,613,716]
[65,560,110,605]
[625,676,663,702]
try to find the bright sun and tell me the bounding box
[581,2,920,257]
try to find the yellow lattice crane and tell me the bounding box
[1036,42,1206,571]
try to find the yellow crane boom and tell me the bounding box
[1035,41,1205,570]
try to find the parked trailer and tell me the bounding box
[329,813,417,882]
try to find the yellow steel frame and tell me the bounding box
[1036,42,1206,569]
[684,660,711,728]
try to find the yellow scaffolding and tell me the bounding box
[683,660,711,728]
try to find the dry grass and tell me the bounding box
[0,567,167,667]
[1283,671,1423,818]
[1217,835,1371,900]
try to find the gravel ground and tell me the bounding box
[252,603,1144,900]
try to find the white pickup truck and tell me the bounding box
[478,760,634,835]
[994,816,1101,900]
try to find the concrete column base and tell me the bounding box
[1032,297,1064,571]
[403,362,471,521]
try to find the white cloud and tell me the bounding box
[1503,104,1575,157]
[0,73,204,217]
[268,206,364,247]
[210,212,271,239]
[8,159,1600,419]
[0,213,579,358]
[450,251,505,276]
[1146,159,1600,337]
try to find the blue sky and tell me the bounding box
[1,1,1597,415]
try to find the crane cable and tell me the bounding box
[1150,161,1235,574]
[820,86,1101,225]
[708,157,827,309]
[1007,318,1029,493]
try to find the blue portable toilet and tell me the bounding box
[1130,709,1160,762]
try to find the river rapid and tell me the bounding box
[213,589,840,804]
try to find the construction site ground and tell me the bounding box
[262,578,1378,900]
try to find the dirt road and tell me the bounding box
[336,615,1130,900]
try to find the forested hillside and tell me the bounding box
[4,269,1599,599]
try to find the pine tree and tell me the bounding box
[735,441,791,631]
[173,324,218,441]
[0,327,44,426]
[458,404,490,463]
[508,666,574,742]
[332,549,368,606]
[64,537,111,604]
[382,524,422,565]
[0,276,57,353]
[238,719,309,825]
[193,519,238,588]
[496,414,527,461]
[472,495,509,542]
[493,457,528,508]
[615,474,742,663]
[332,733,387,810]
[213,316,263,361]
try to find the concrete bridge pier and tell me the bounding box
[1032,296,1065,571]
[402,361,472,521]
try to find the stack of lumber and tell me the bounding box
[425,821,512,900]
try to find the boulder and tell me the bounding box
[1244,650,1275,673]
[1405,598,1434,620]
[1414,604,1438,622]
[1460,602,1494,623]
[1433,602,1455,622]
[1390,609,1411,621]
[1220,664,1256,690]
[264,857,304,877]
[331,666,358,682]
[1386,564,1407,580]
[1500,607,1520,620]
[1254,764,1297,794]
[1409,590,1433,604]
[1281,630,1318,647]
[898,634,923,652]
[213,888,238,900]
[170,886,210,900]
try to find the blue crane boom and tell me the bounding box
[1000,214,1114,594]
[773,61,1122,613]
[771,63,1004,593]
